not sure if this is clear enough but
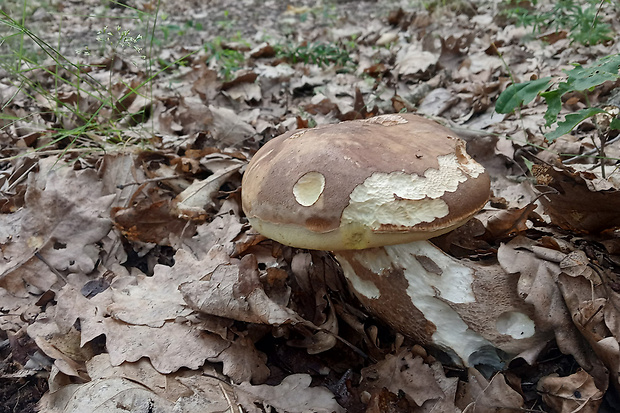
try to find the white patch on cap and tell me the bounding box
[361,114,408,126]
[496,311,535,339]
[342,153,471,230]
[293,172,326,206]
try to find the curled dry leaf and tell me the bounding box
[26,314,92,382]
[533,163,620,233]
[559,250,601,284]
[537,370,604,413]
[556,271,612,391]
[172,161,243,220]
[180,254,304,326]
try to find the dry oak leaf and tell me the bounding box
[210,335,270,384]
[496,238,582,364]
[38,377,175,413]
[361,350,445,407]
[101,318,230,374]
[40,353,238,413]
[85,354,173,398]
[457,368,524,412]
[50,250,244,375]
[537,369,604,413]
[533,163,620,233]
[106,248,216,328]
[235,374,344,413]
[180,254,305,326]
[183,210,244,259]
[87,353,231,409]
[1,162,114,290]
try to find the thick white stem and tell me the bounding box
[334,241,542,366]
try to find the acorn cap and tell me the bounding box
[241,114,490,250]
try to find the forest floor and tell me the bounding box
[2,0,620,412]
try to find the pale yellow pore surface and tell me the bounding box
[247,213,470,251]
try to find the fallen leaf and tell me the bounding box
[180,254,304,326]
[208,105,256,147]
[361,350,445,407]
[533,163,620,233]
[457,368,524,412]
[395,44,438,80]
[1,162,115,280]
[38,377,175,413]
[537,370,603,413]
[172,161,243,220]
[236,374,344,413]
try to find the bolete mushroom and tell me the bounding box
[242,114,549,366]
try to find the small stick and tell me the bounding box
[34,251,68,284]
[116,175,181,189]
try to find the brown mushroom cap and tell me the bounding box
[242,114,490,250]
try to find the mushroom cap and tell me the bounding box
[242,114,490,250]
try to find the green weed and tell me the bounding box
[502,0,612,45]
[216,10,234,32]
[155,20,203,45]
[496,54,620,175]
[204,36,246,81]
[0,2,195,160]
[275,41,353,68]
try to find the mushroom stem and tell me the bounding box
[333,240,542,367]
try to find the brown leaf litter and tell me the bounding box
[2,0,620,411]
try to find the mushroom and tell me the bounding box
[242,114,549,366]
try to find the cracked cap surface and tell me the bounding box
[242,113,490,250]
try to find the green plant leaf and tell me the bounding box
[610,117,620,130]
[545,107,606,141]
[540,89,562,127]
[495,77,552,114]
[566,55,620,91]
[521,157,535,175]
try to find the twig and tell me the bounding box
[299,319,369,360]
[562,134,620,164]
[116,175,181,189]
[34,251,68,284]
